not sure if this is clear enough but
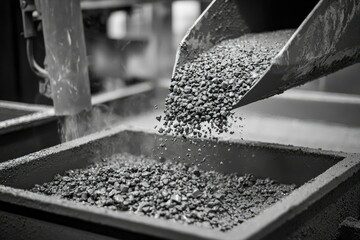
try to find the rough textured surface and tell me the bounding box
[31,153,296,232]
[174,0,249,67]
[160,30,293,138]
[338,217,360,240]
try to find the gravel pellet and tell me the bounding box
[159,30,294,138]
[31,153,296,232]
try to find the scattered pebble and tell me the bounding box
[31,153,296,232]
[159,30,294,138]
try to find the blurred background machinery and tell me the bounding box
[0,0,204,105]
[1,0,358,106]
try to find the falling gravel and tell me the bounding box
[159,30,294,138]
[31,153,296,232]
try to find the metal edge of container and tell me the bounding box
[0,83,156,163]
[0,100,55,135]
[0,82,155,136]
[0,110,56,136]
[0,101,52,112]
[228,152,360,240]
[0,125,358,240]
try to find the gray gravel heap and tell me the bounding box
[31,153,296,232]
[159,30,294,138]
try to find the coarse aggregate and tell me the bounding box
[31,153,296,232]
[158,30,294,138]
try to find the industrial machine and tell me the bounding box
[18,0,178,116]
[20,0,91,115]
[19,0,359,115]
[0,0,358,240]
[174,0,360,108]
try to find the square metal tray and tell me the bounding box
[0,126,359,240]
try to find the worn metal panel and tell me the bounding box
[236,0,360,107]
[0,127,358,240]
[173,0,360,108]
[40,0,91,115]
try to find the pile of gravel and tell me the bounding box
[158,30,294,138]
[31,153,296,232]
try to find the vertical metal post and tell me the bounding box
[39,0,91,115]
